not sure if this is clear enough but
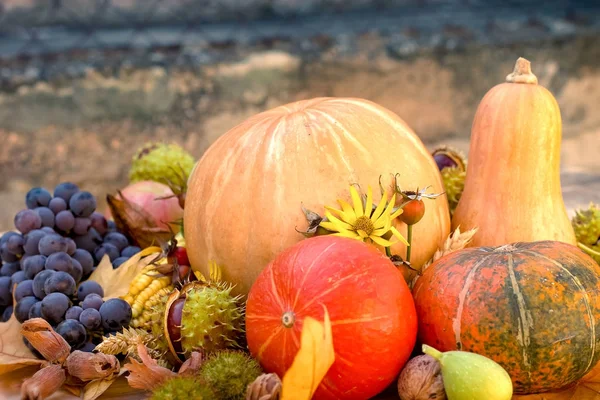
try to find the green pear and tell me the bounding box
[422,344,513,400]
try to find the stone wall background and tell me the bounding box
[0,0,599,231]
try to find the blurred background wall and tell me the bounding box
[1,0,599,230]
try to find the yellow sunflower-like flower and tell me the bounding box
[319,185,410,248]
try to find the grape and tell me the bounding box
[72,249,94,277]
[79,308,102,330]
[22,255,46,279]
[35,207,55,228]
[55,210,75,233]
[0,261,20,277]
[99,298,132,330]
[5,234,24,256]
[73,228,103,254]
[2,305,12,322]
[112,257,129,269]
[90,212,108,236]
[11,270,27,287]
[15,296,39,323]
[0,232,19,246]
[70,258,83,283]
[55,319,87,350]
[107,220,117,232]
[28,301,42,319]
[38,234,69,256]
[53,182,80,203]
[45,252,73,273]
[77,280,104,302]
[69,191,96,218]
[40,227,56,234]
[65,306,83,320]
[48,197,67,214]
[44,271,76,296]
[25,188,52,209]
[32,270,54,299]
[73,217,91,235]
[79,341,96,352]
[14,280,34,301]
[41,292,70,325]
[121,246,141,258]
[0,277,12,306]
[81,293,103,310]
[65,237,76,256]
[103,232,129,252]
[0,244,18,263]
[14,209,43,234]
[23,230,46,255]
[94,243,120,263]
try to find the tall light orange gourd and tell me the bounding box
[184,97,450,296]
[452,57,577,247]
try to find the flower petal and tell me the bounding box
[333,232,363,240]
[323,211,354,231]
[350,186,364,217]
[357,230,369,239]
[364,186,373,218]
[389,206,404,221]
[370,190,389,222]
[370,235,396,248]
[390,226,410,246]
[375,193,397,227]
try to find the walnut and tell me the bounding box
[397,354,446,400]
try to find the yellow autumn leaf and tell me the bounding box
[281,307,335,400]
[87,246,162,299]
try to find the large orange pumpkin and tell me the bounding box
[184,97,450,295]
[246,235,418,400]
[451,57,577,247]
[412,240,600,394]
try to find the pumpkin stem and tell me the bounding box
[506,57,538,85]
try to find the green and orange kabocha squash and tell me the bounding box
[451,57,577,247]
[184,97,450,295]
[412,240,600,394]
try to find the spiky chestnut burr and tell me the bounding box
[150,376,217,400]
[129,142,195,187]
[149,280,245,366]
[572,203,600,263]
[199,350,263,400]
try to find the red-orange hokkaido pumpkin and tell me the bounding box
[412,241,600,394]
[184,97,450,296]
[246,235,418,400]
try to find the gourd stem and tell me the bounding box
[406,225,413,263]
[422,344,443,361]
[506,57,538,85]
[578,242,600,257]
[385,247,392,258]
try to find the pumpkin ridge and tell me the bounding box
[506,253,534,377]
[452,255,493,350]
[521,249,597,373]
[269,265,286,311]
[308,109,371,160]
[291,241,339,310]
[256,324,284,360]
[295,269,372,315]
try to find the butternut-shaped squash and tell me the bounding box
[452,57,576,247]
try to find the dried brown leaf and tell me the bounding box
[178,352,203,377]
[0,314,45,375]
[20,318,70,364]
[20,364,66,400]
[106,191,173,249]
[82,378,118,400]
[124,344,177,391]
[87,246,162,300]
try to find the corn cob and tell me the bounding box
[123,259,174,329]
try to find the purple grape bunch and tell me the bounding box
[0,182,138,356]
